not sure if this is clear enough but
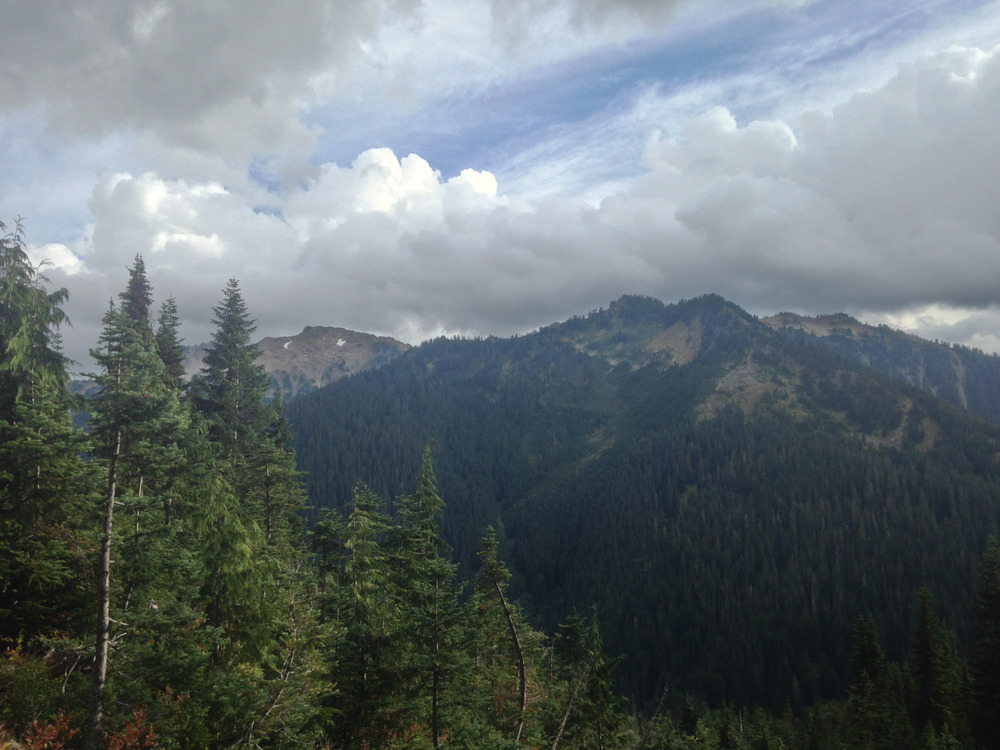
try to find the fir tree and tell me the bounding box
[309,506,347,626]
[331,483,409,748]
[197,473,270,663]
[549,609,627,750]
[119,254,154,343]
[910,589,967,741]
[154,295,186,388]
[193,278,270,461]
[971,537,1000,749]
[471,526,530,744]
[391,447,468,748]
[83,299,189,750]
[192,280,306,539]
[0,220,96,729]
[188,280,321,746]
[845,616,906,750]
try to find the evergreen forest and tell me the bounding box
[3,220,1000,749]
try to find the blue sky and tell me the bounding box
[2,0,1000,364]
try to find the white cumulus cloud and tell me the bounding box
[6,2,1000,365]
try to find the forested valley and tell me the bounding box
[3,220,1000,749]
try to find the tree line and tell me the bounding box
[0,222,628,748]
[286,294,1000,722]
[2,220,999,748]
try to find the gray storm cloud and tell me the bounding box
[4,1,999,365]
[0,0,403,160]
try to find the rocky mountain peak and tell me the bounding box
[181,326,410,400]
[256,326,410,399]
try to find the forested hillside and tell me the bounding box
[4,217,1000,749]
[0,225,633,749]
[765,311,1000,424]
[288,294,1000,733]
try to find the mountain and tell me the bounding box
[73,326,408,404]
[286,294,1000,710]
[254,326,410,399]
[764,311,1000,423]
[182,326,410,399]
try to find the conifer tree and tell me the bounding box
[909,589,967,742]
[971,537,1000,749]
[194,278,270,461]
[119,254,154,342]
[0,220,96,725]
[83,298,189,750]
[309,506,347,626]
[0,220,90,629]
[197,473,270,663]
[331,482,408,748]
[391,447,468,747]
[188,279,321,746]
[470,525,531,744]
[252,394,307,546]
[548,609,627,750]
[155,295,186,388]
[193,280,305,540]
[845,615,908,750]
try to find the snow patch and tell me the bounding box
[337,338,346,347]
[284,340,291,349]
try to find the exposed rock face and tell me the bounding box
[182,326,410,400]
[255,326,411,400]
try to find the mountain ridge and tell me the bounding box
[177,324,410,400]
[285,293,1000,709]
[254,325,410,399]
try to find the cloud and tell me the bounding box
[9,1,1000,365]
[0,0,822,172]
[42,42,1000,366]
[626,44,1000,312]
[0,0,411,166]
[487,0,816,49]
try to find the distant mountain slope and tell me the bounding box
[255,326,410,399]
[764,311,1000,423]
[181,326,410,400]
[286,294,1000,710]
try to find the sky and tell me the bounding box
[3,0,1000,368]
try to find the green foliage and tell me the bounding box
[909,589,970,741]
[0,219,95,651]
[6,258,1000,750]
[970,537,1000,749]
[774,318,1000,425]
[845,616,912,749]
[287,295,1000,714]
[192,278,271,457]
[119,254,154,342]
[155,295,186,387]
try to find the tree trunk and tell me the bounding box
[431,579,441,748]
[493,578,527,743]
[83,428,120,750]
[551,667,589,750]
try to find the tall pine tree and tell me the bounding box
[0,219,94,648]
[119,254,154,343]
[0,220,97,732]
[971,537,1000,749]
[83,297,189,750]
[155,295,186,388]
[390,447,468,748]
[189,279,321,746]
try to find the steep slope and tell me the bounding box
[764,311,1000,423]
[286,294,1000,710]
